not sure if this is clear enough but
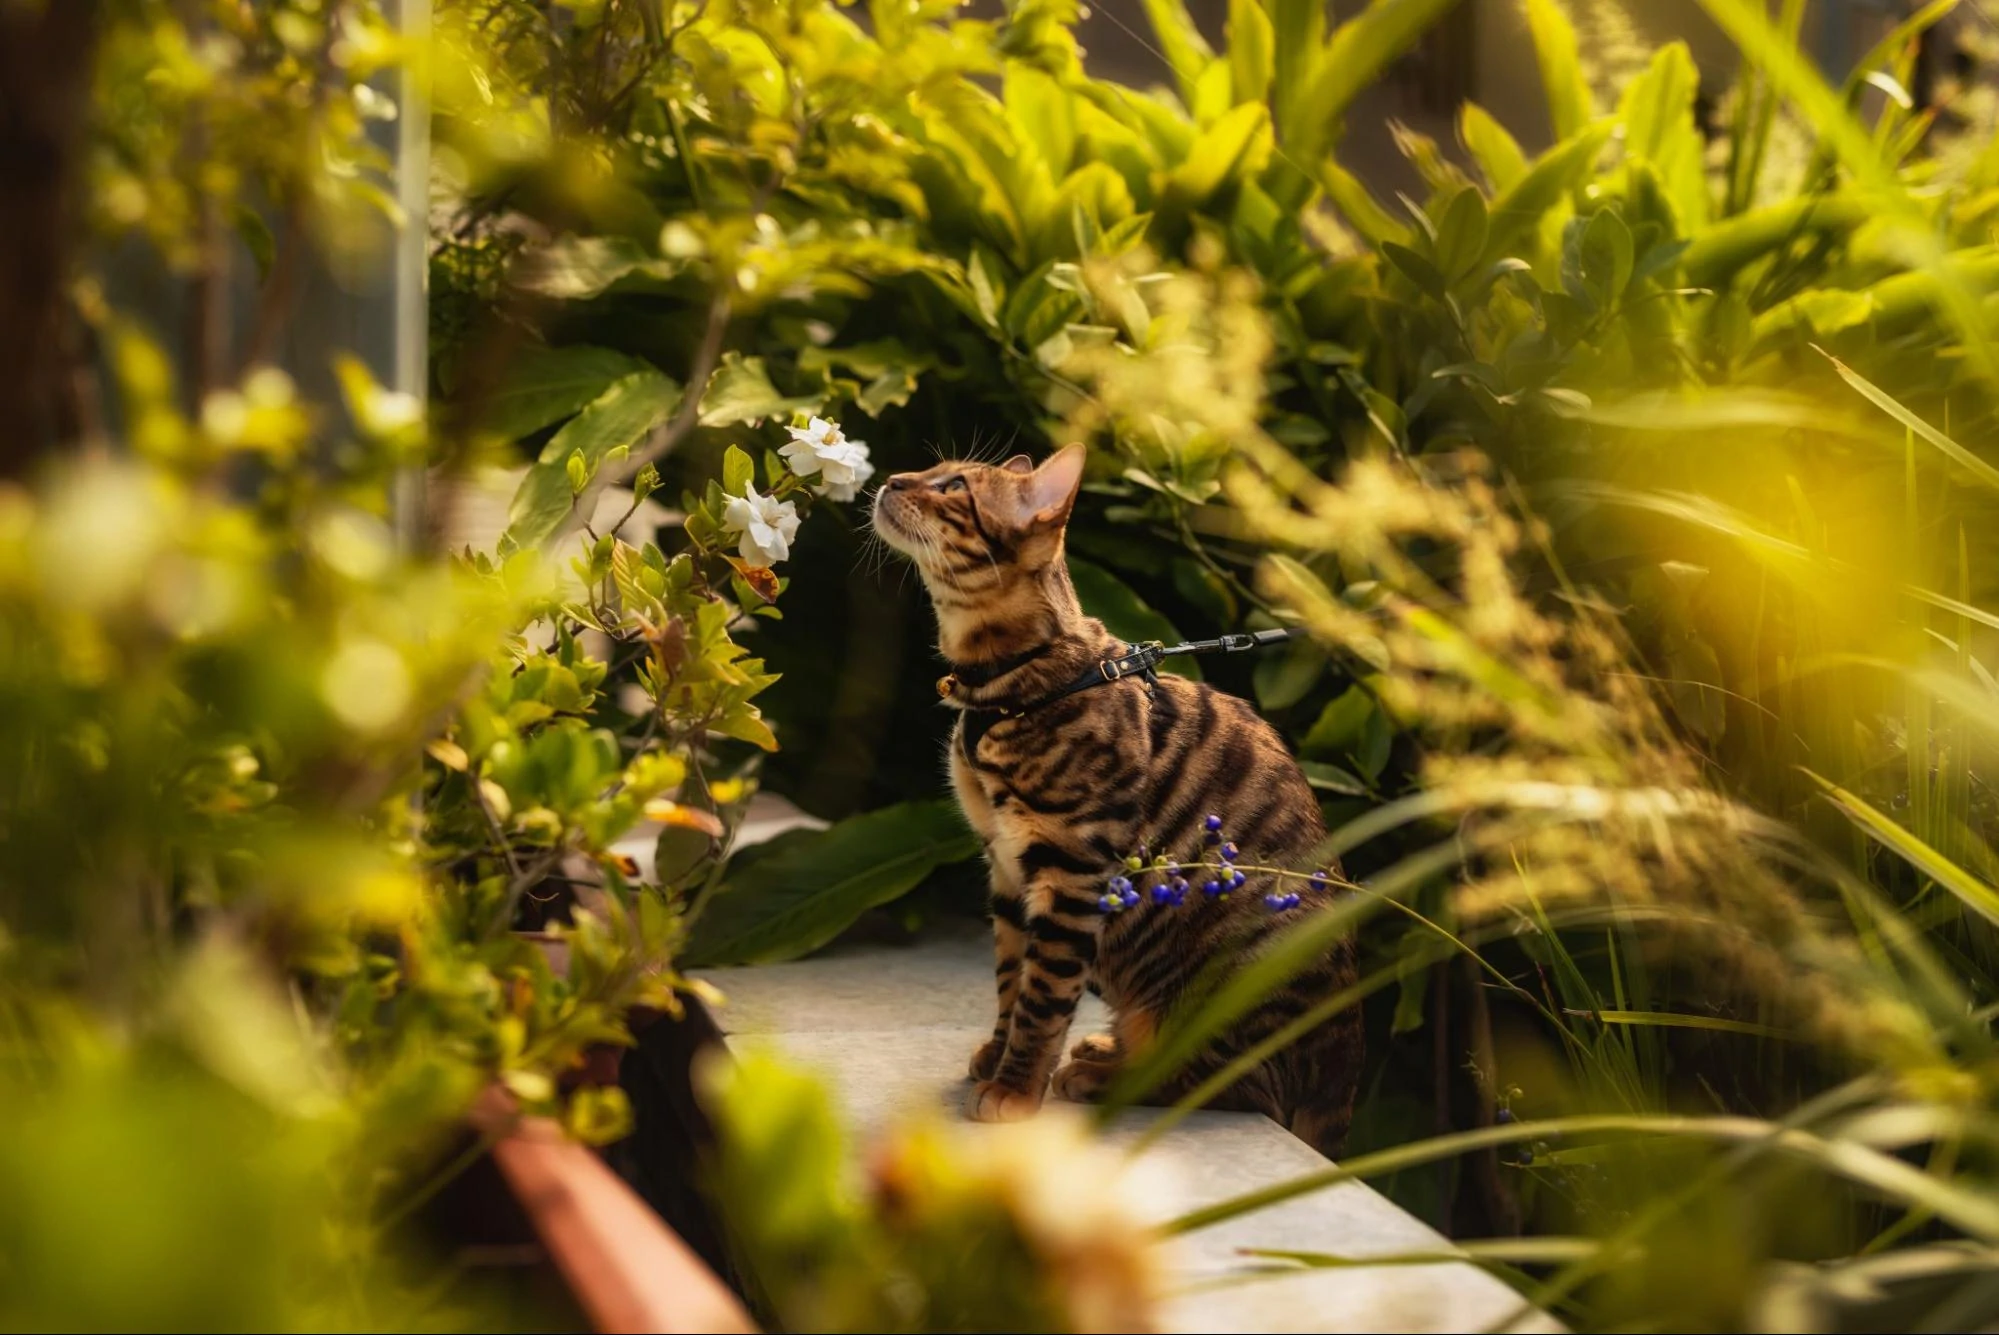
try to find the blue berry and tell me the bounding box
[1229,870,1246,890]
[1284,892,1300,909]
[1164,862,1181,877]
[1496,1107,1516,1124]
[1264,892,1288,910]
[1203,830,1221,847]
[1220,841,1240,862]
[1098,894,1120,913]
[1204,814,1223,832]
[1202,879,1223,897]
[1107,875,1130,896]
[1151,883,1176,905]
[1121,886,1141,908]
[1310,871,1330,890]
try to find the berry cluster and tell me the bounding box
[1094,813,1337,917]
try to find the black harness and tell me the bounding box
[949,627,1304,750]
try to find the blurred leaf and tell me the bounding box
[1301,760,1368,795]
[684,801,979,967]
[700,353,822,428]
[513,235,655,299]
[1523,0,1591,140]
[1292,0,1462,162]
[1254,635,1327,711]
[1459,103,1527,193]
[480,344,652,443]
[1069,557,1203,679]
[1227,0,1274,106]
[1480,123,1611,264]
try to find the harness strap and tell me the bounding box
[959,626,1303,735]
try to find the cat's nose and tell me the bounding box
[884,474,918,491]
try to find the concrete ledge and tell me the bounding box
[694,921,1560,1334]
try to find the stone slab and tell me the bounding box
[694,923,1560,1334]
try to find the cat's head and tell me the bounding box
[870,444,1086,590]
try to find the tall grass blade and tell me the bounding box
[1821,347,1999,493]
[1803,769,1999,928]
[1166,1112,1999,1238]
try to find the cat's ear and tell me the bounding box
[1022,443,1086,527]
[1001,454,1034,474]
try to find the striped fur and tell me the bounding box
[872,445,1363,1157]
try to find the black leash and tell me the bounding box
[946,626,1305,723]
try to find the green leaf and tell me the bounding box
[1676,196,1870,288]
[683,801,980,967]
[1227,0,1275,105]
[968,244,1004,327]
[1321,159,1408,246]
[1458,103,1527,193]
[1069,557,1203,679]
[722,444,755,497]
[512,235,655,300]
[1161,102,1271,214]
[1576,207,1634,308]
[480,344,651,443]
[1302,684,1393,778]
[504,369,681,550]
[1523,0,1591,140]
[1302,685,1373,756]
[1619,42,1707,231]
[1479,124,1610,265]
[1382,242,1447,300]
[1281,0,1458,164]
[1433,187,1490,282]
[1289,0,1460,164]
[1004,63,1077,177]
[699,353,822,428]
[1300,760,1367,795]
[1140,0,1217,107]
[1253,635,1326,711]
[1269,0,1327,145]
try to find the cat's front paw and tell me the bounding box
[968,1037,1005,1081]
[1051,1060,1117,1103]
[965,1079,1041,1122]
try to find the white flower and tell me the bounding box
[815,438,875,502]
[721,485,800,568]
[781,415,875,502]
[780,416,843,475]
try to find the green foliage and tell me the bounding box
[31,0,1999,1327]
[703,1049,1167,1332]
[684,800,980,967]
[2,1,860,1326]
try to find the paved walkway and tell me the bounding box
[693,920,1559,1334]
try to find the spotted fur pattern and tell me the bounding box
[872,445,1362,1157]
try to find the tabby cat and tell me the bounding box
[872,444,1362,1156]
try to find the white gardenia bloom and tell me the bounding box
[815,437,875,502]
[721,486,801,568]
[778,416,844,478]
[780,415,875,501]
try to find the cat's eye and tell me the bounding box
[936,476,968,493]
